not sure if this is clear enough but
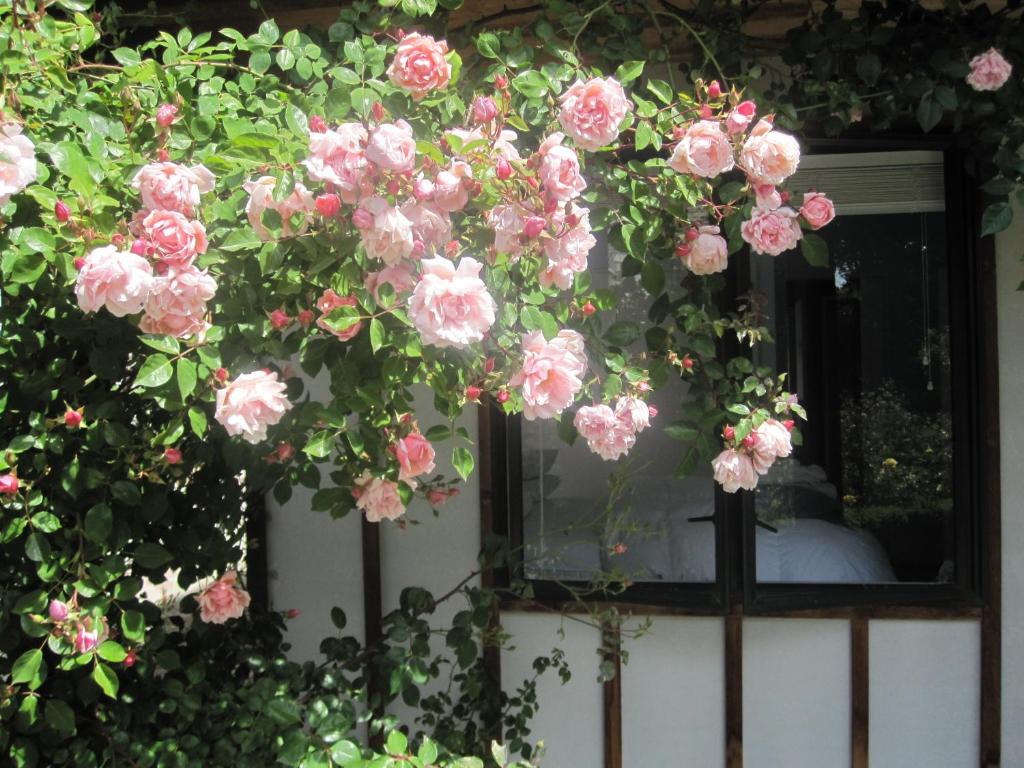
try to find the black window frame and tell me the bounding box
[485,136,995,616]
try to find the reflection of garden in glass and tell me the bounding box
[754,210,954,584]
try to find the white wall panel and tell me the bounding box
[869,620,979,767]
[501,613,603,768]
[744,618,850,768]
[621,617,724,768]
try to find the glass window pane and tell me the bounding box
[752,159,954,585]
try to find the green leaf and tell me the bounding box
[664,424,699,441]
[369,318,385,352]
[176,358,198,400]
[512,70,548,99]
[275,47,296,71]
[11,649,44,689]
[304,430,334,459]
[646,79,673,105]
[97,641,127,663]
[855,53,881,84]
[188,406,208,436]
[92,663,119,699]
[614,60,644,84]
[386,730,408,756]
[800,233,829,267]
[257,18,280,44]
[45,699,76,734]
[134,354,174,389]
[641,260,665,295]
[476,32,500,59]
[981,202,1013,236]
[25,532,50,562]
[425,425,451,441]
[112,47,142,66]
[121,610,146,642]
[139,335,180,354]
[84,503,112,543]
[133,543,173,569]
[604,321,640,347]
[916,96,943,133]
[330,740,362,766]
[452,446,474,481]
[418,739,439,764]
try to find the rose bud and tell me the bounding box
[156,103,178,127]
[523,216,546,238]
[315,193,341,218]
[471,95,499,124]
[783,419,795,431]
[371,101,385,121]
[637,381,651,392]
[466,385,482,401]
[413,178,435,200]
[445,239,460,256]
[742,434,757,449]
[64,409,82,429]
[737,100,756,117]
[700,104,713,119]
[286,608,301,619]
[0,474,18,495]
[54,200,71,223]
[123,650,137,668]
[723,425,736,441]
[157,148,170,162]
[648,405,658,418]
[163,447,182,464]
[496,158,512,180]
[49,600,69,621]
[269,309,291,330]
[484,357,496,374]
[496,389,510,403]
[613,542,627,555]
[111,233,125,247]
[309,115,327,133]
[685,227,699,242]
[681,355,694,370]
[707,80,722,99]
[495,73,508,89]
[675,243,692,258]
[276,442,295,462]
[130,238,148,256]
[215,367,229,383]
[581,301,597,316]
[74,257,86,270]
[298,309,314,328]
[352,207,374,229]
[385,179,400,196]
[74,624,100,654]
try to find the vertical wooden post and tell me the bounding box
[602,622,623,768]
[361,516,384,751]
[725,613,743,768]
[851,618,869,768]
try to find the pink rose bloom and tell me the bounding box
[74,623,102,654]
[537,132,587,201]
[574,404,636,461]
[427,487,459,507]
[680,225,728,275]
[967,47,1013,91]
[615,396,651,433]
[365,120,416,174]
[510,329,588,420]
[558,77,631,151]
[197,571,251,624]
[488,203,527,259]
[574,403,615,441]
[243,176,315,240]
[139,266,217,339]
[753,183,782,210]
[395,432,436,481]
[387,32,451,101]
[303,123,370,203]
[741,206,802,256]
[0,123,37,206]
[365,262,417,306]
[401,201,452,252]
[751,418,793,475]
[131,162,215,214]
[316,290,362,341]
[725,100,757,135]
[668,120,735,178]
[408,256,496,348]
[360,196,415,265]
[493,129,521,161]
[142,210,207,269]
[712,448,759,493]
[799,191,835,230]
[432,161,473,212]
[214,370,291,444]
[740,120,801,186]
[75,245,154,318]
[0,473,18,495]
[540,204,596,290]
[355,473,406,522]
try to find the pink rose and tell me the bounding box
[754,183,782,210]
[75,245,154,318]
[0,473,18,495]
[614,396,651,433]
[432,161,473,212]
[131,162,215,214]
[668,120,734,178]
[471,95,499,124]
[365,120,416,174]
[751,418,793,474]
[360,196,415,265]
[365,262,417,306]
[156,103,178,127]
[139,266,217,339]
[725,100,756,135]
[74,623,102,654]
[214,370,291,444]
[401,201,452,252]
[740,121,801,186]
[316,290,362,341]
[574,404,635,461]
[141,210,207,269]
[427,487,459,507]
[799,192,835,230]
[0,123,37,206]
[408,256,496,348]
[712,448,759,493]
[537,132,587,201]
[740,206,802,256]
[395,432,436,481]
[197,571,251,624]
[243,176,315,241]
[488,203,527,259]
[558,77,631,151]
[540,203,596,290]
[510,329,587,420]
[355,473,406,522]
[303,124,370,203]
[387,32,451,101]
[967,47,1013,92]
[679,225,728,275]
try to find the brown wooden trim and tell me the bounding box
[477,403,504,744]
[361,516,384,750]
[602,623,623,768]
[851,619,869,768]
[725,614,743,768]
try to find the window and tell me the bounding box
[488,144,989,612]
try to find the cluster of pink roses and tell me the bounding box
[711,418,794,493]
[75,161,218,339]
[43,598,117,658]
[574,395,653,461]
[0,122,37,207]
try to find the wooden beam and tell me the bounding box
[477,402,505,744]
[850,619,869,768]
[725,614,742,768]
[602,623,623,768]
[361,515,385,751]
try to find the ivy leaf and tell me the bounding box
[981,202,1013,236]
[92,663,119,699]
[134,354,174,389]
[452,446,474,481]
[800,233,829,267]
